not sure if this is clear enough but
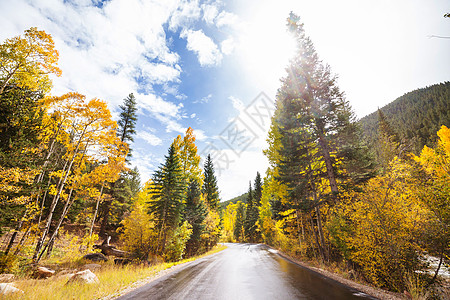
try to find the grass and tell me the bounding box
[3,244,227,300]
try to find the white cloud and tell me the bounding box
[193,129,207,141]
[221,37,235,55]
[215,11,238,28]
[0,0,187,116]
[138,93,181,118]
[193,93,212,104]
[180,29,223,66]
[190,113,196,118]
[229,95,244,112]
[169,0,201,31]
[137,130,163,146]
[139,62,181,85]
[201,3,218,24]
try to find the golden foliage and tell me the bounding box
[0,27,61,94]
[119,182,157,259]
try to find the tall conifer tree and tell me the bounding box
[202,154,220,210]
[183,180,207,256]
[275,12,373,204]
[148,144,185,254]
[233,201,246,242]
[118,93,137,158]
[100,93,138,236]
[254,172,262,206]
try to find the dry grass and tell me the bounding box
[3,244,227,300]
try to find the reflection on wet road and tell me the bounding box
[116,243,375,300]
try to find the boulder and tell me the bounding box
[83,253,108,262]
[66,269,99,285]
[35,266,55,279]
[82,264,101,271]
[0,283,23,295]
[0,274,15,283]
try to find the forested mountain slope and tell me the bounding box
[220,192,248,209]
[359,81,450,154]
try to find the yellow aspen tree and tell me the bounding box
[413,125,450,282]
[173,127,204,187]
[34,95,122,262]
[0,27,62,94]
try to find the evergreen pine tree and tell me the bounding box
[233,201,246,242]
[117,93,137,158]
[202,154,220,210]
[0,84,44,237]
[99,93,138,236]
[254,172,262,207]
[244,181,254,241]
[376,109,403,171]
[148,144,185,254]
[183,180,207,257]
[269,12,375,260]
[275,12,374,203]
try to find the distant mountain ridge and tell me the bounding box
[359,82,450,154]
[220,192,248,209]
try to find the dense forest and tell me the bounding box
[0,27,221,272]
[222,13,449,297]
[359,82,450,155]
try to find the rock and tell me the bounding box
[83,253,108,262]
[57,273,75,281]
[0,283,23,295]
[56,269,76,280]
[35,266,55,279]
[0,274,15,282]
[82,264,101,271]
[66,269,99,285]
[403,290,412,299]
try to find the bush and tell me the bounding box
[164,221,192,262]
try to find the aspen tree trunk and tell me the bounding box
[5,133,64,254]
[89,184,104,238]
[33,132,85,261]
[39,187,75,261]
[295,209,303,251]
[305,146,328,261]
[315,205,328,261]
[5,210,27,255]
[14,224,31,255]
[309,215,321,260]
[39,141,90,261]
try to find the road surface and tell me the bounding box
[117,243,375,300]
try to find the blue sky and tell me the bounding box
[1,0,449,200]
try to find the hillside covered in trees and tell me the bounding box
[219,192,248,209]
[359,82,450,154]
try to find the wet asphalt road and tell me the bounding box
[116,243,375,300]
